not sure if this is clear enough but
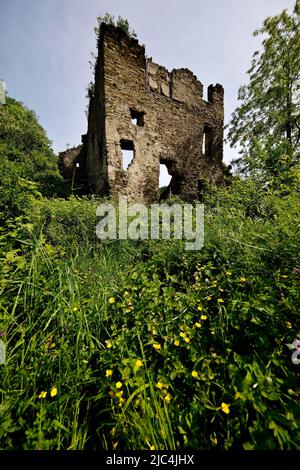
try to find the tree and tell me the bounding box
[0,97,64,201]
[227,2,300,185]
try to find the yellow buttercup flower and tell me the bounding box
[179,332,186,338]
[195,322,202,328]
[135,359,143,368]
[207,296,212,301]
[239,277,247,283]
[156,382,164,390]
[286,321,292,329]
[73,306,79,312]
[39,391,47,399]
[197,305,203,311]
[217,298,224,303]
[108,297,115,304]
[184,337,190,343]
[116,381,123,389]
[164,393,172,404]
[105,340,112,349]
[116,390,123,398]
[221,402,230,414]
[50,387,57,398]
[191,370,199,379]
[105,369,113,378]
[174,339,180,346]
[201,315,207,320]
[153,343,161,351]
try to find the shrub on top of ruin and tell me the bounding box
[94,13,137,39]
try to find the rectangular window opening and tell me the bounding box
[120,139,134,170]
[130,109,144,127]
[202,125,213,158]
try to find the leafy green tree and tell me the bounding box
[227,2,300,185]
[0,97,64,221]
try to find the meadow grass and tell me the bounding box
[0,189,300,449]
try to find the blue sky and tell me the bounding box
[0,0,296,170]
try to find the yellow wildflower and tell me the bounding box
[191,370,199,379]
[124,291,129,296]
[226,271,232,276]
[39,391,47,399]
[211,330,215,335]
[197,305,203,311]
[195,322,202,328]
[234,391,242,400]
[179,331,186,338]
[164,393,172,404]
[153,343,161,351]
[221,402,230,414]
[108,297,115,304]
[105,369,113,378]
[116,391,123,398]
[135,359,143,368]
[50,387,57,398]
[201,314,207,320]
[156,382,164,390]
[282,275,288,278]
[286,321,292,329]
[116,381,123,389]
[219,288,224,292]
[105,340,112,349]
[207,296,212,301]
[239,277,247,283]
[73,306,78,312]
[174,339,180,346]
[218,298,224,303]
[150,445,155,450]
[184,337,190,343]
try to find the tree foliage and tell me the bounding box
[227,2,300,184]
[0,97,64,221]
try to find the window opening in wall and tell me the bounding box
[202,125,213,158]
[130,109,144,127]
[120,139,134,170]
[159,163,172,188]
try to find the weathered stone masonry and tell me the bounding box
[60,24,226,203]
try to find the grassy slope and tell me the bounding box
[0,185,299,450]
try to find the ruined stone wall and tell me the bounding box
[86,24,224,203]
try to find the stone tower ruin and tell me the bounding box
[59,23,226,203]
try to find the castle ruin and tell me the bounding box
[59,23,226,203]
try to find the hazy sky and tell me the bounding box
[0,0,296,168]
